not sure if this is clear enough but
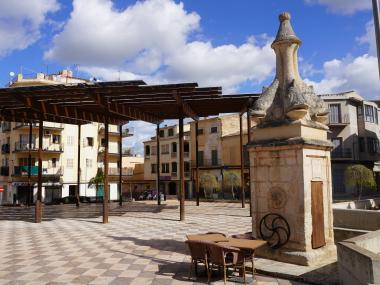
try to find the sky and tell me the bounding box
[0,0,379,154]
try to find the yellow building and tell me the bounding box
[0,71,134,205]
[143,124,192,198]
[189,114,249,200]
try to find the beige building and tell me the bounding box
[320,91,380,195]
[143,124,192,198]
[189,114,249,200]
[0,71,134,205]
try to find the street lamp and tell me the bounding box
[373,0,380,78]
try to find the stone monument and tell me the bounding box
[248,12,336,266]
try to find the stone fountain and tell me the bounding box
[248,12,336,266]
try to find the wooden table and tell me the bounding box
[218,238,267,275]
[186,233,229,242]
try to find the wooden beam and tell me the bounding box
[172,91,199,120]
[239,114,246,209]
[156,123,161,206]
[179,116,185,221]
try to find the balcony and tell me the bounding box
[98,147,120,156]
[13,122,64,130]
[1,122,11,132]
[192,159,223,167]
[171,152,177,158]
[1,144,10,154]
[332,148,353,159]
[13,142,64,153]
[99,125,134,137]
[0,166,9,176]
[98,167,134,176]
[328,114,350,127]
[13,166,63,176]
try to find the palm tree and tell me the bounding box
[200,172,219,199]
[344,164,376,200]
[88,168,105,202]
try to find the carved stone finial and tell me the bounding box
[251,12,328,128]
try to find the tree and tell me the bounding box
[88,168,105,202]
[200,172,219,199]
[223,170,241,200]
[344,164,376,200]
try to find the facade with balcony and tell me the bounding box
[143,124,192,198]
[320,91,380,196]
[0,71,137,205]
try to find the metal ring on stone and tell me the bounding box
[259,213,290,249]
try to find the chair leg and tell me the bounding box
[242,260,246,285]
[207,264,212,284]
[188,260,193,280]
[223,266,227,285]
[195,260,198,276]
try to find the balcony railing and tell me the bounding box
[192,159,223,167]
[328,114,350,126]
[1,144,10,154]
[98,167,133,176]
[0,166,9,176]
[14,122,64,130]
[171,152,177,158]
[14,142,64,152]
[13,166,63,176]
[331,148,353,159]
[98,147,120,155]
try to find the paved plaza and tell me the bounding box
[0,201,310,285]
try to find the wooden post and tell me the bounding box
[246,110,252,216]
[28,121,32,206]
[119,124,123,206]
[35,118,43,223]
[239,114,246,208]
[156,123,161,205]
[195,121,200,206]
[103,117,109,224]
[76,124,81,207]
[179,116,185,220]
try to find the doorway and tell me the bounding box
[169,182,177,195]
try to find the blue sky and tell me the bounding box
[0,0,379,153]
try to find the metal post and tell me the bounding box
[76,124,81,207]
[179,116,185,220]
[239,114,246,208]
[373,0,380,78]
[103,117,109,224]
[35,118,43,223]
[156,123,161,205]
[195,121,200,206]
[119,125,123,206]
[246,110,252,217]
[28,121,32,206]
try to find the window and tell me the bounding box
[197,151,204,166]
[145,145,151,156]
[210,126,218,133]
[162,163,169,173]
[161,144,169,154]
[211,150,218,166]
[359,137,365,152]
[52,135,61,144]
[168,128,174,137]
[151,164,157,174]
[329,104,341,124]
[171,162,177,173]
[159,130,165,138]
[86,137,94,147]
[184,142,189,153]
[52,158,57,168]
[172,142,177,153]
[197,128,204,135]
[151,146,157,155]
[18,158,35,166]
[67,159,74,168]
[331,137,342,150]
[184,161,190,172]
[86,159,92,168]
[368,138,380,154]
[365,105,375,123]
[101,138,105,147]
[67,136,74,146]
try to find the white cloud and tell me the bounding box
[123,121,155,155]
[0,0,59,57]
[306,55,380,99]
[304,0,372,15]
[356,20,377,56]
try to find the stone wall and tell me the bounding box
[338,230,380,285]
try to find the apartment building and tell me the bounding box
[143,124,192,198]
[0,71,132,205]
[189,114,248,200]
[320,91,380,196]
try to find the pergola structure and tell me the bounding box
[0,80,258,223]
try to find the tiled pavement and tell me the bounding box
[0,201,310,285]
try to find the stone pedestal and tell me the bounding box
[249,123,336,266]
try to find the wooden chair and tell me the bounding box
[231,232,256,275]
[185,240,209,279]
[206,242,246,285]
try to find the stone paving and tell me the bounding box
[0,201,311,285]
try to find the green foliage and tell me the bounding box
[223,170,241,188]
[344,164,376,200]
[88,168,105,201]
[200,172,220,198]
